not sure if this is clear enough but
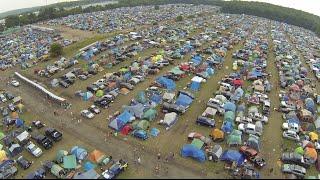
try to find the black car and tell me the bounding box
[16,156,32,170]
[87,85,99,93]
[32,134,53,150]
[4,93,14,100]
[196,116,215,128]
[94,98,112,109]
[32,120,45,129]
[45,128,63,142]
[26,167,46,179]
[59,80,70,88]
[281,152,310,168]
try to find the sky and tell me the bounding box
[0,0,319,17]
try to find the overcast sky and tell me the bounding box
[0,0,319,17]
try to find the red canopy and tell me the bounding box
[120,125,133,135]
[233,79,243,86]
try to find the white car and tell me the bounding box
[235,116,253,124]
[238,123,262,136]
[283,130,300,141]
[89,105,101,114]
[248,112,268,123]
[81,110,95,119]
[26,141,43,157]
[11,80,20,87]
[0,94,7,102]
[282,122,300,133]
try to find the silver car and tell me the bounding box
[283,130,300,141]
[26,141,43,157]
[282,164,306,178]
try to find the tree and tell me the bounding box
[154,5,160,10]
[50,43,63,57]
[176,15,183,22]
[5,15,20,28]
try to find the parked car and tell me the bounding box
[239,146,258,158]
[282,122,300,133]
[11,80,20,87]
[102,159,128,179]
[283,130,300,141]
[8,103,16,112]
[282,164,306,178]
[238,123,262,136]
[162,102,187,114]
[26,167,46,179]
[26,141,43,157]
[32,134,53,150]
[81,110,95,119]
[2,107,9,117]
[0,160,18,179]
[4,93,14,100]
[249,155,266,168]
[89,105,101,114]
[132,130,148,140]
[248,112,268,123]
[281,152,310,168]
[0,94,7,102]
[235,116,253,124]
[32,120,45,129]
[196,116,215,128]
[16,156,32,170]
[45,128,63,142]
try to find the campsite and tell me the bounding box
[0,1,320,179]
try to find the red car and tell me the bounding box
[239,146,258,158]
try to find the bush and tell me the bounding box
[50,43,63,57]
[154,5,160,10]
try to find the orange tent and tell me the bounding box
[305,147,317,161]
[210,129,224,141]
[11,112,19,119]
[88,150,105,163]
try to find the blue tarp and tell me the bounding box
[190,81,200,91]
[175,94,193,107]
[156,77,176,91]
[109,111,134,131]
[83,91,93,101]
[150,128,160,137]
[223,102,236,112]
[71,146,88,161]
[220,150,245,166]
[181,144,206,162]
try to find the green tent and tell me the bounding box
[96,90,104,98]
[224,111,235,122]
[56,150,68,163]
[169,66,185,75]
[143,108,157,121]
[63,155,77,169]
[119,67,129,73]
[136,91,147,104]
[227,134,242,146]
[191,139,204,149]
[133,120,150,130]
[295,147,304,155]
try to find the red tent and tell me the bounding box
[120,125,133,135]
[180,64,190,71]
[233,79,243,86]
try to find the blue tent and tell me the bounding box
[220,150,245,166]
[150,128,160,137]
[190,81,200,91]
[83,91,93,101]
[206,67,215,76]
[123,72,132,81]
[223,102,236,112]
[150,94,162,104]
[156,77,176,91]
[71,146,88,161]
[221,121,233,134]
[108,111,134,131]
[125,103,146,119]
[181,144,206,162]
[83,161,96,172]
[175,94,193,107]
[191,55,202,66]
[305,98,315,114]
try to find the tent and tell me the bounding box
[88,150,106,164]
[221,121,233,134]
[191,139,205,149]
[181,144,206,162]
[314,117,320,133]
[210,129,224,141]
[109,111,135,131]
[162,92,175,103]
[305,147,317,163]
[305,98,315,114]
[143,108,157,121]
[73,169,100,179]
[0,132,5,141]
[83,91,93,101]
[150,94,162,104]
[125,103,146,119]
[190,81,201,91]
[156,77,176,91]
[95,90,104,98]
[120,125,133,136]
[162,112,178,128]
[227,130,242,146]
[132,120,150,130]
[15,119,24,128]
[220,150,245,166]
[175,93,193,108]
[120,88,130,95]
[150,128,160,137]
[224,111,235,122]
[63,155,77,169]
[208,145,222,162]
[71,146,88,161]
[295,147,304,155]
[224,102,236,112]
[0,150,7,162]
[169,66,185,75]
[247,134,261,152]
[136,91,147,104]
[56,150,68,163]
[11,112,19,119]
[309,132,319,142]
[83,161,96,172]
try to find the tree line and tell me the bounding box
[2,0,320,36]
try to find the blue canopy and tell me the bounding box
[83,161,96,172]
[181,144,206,162]
[175,94,193,107]
[71,146,88,161]
[156,77,176,91]
[221,121,233,134]
[224,102,236,112]
[220,150,245,166]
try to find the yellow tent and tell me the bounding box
[309,132,319,142]
[0,150,7,162]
